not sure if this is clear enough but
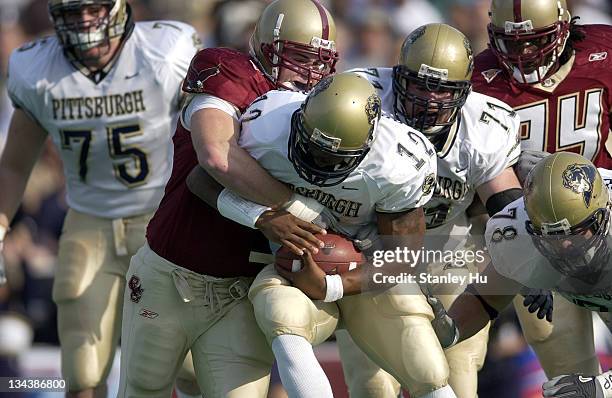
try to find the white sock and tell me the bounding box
[418,385,457,398]
[271,335,334,398]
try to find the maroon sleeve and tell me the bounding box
[182,47,274,112]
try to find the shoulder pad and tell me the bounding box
[182,48,273,112]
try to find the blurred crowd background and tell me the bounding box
[0,0,611,397]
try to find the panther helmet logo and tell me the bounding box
[562,163,597,207]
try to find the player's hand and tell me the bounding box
[543,374,605,397]
[427,295,459,349]
[522,289,553,322]
[0,242,6,286]
[256,210,325,256]
[275,251,327,300]
[515,150,551,186]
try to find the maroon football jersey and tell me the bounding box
[147,48,274,277]
[473,24,612,168]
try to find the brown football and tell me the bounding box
[275,233,366,274]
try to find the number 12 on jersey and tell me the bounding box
[60,124,150,187]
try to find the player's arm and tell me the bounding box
[0,108,48,285]
[186,164,326,255]
[336,207,427,295]
[276,207,427,300]
[0,108,48,228]
[476,167,522,217]
[189,107,293,208]
[428,261,520,348]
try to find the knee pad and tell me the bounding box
[515,294,600,377]
[250,281,338,345]
[337,331,401,398]
[175,352,200,395]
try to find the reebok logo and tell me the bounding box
[589,52,607,62]
[139,309,159,319]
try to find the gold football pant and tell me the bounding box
[249,264,450,397]
[514,293,600,378]
[118,244,273,398]
[53,209,197,392]
[53,209,151,391]
[337,258,489,398]
[336,297,489,398]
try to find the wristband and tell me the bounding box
[217,188,271,229]
[283,194,324,223]
[0,224,7,242]
[324,274,344,302]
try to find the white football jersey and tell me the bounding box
[239,90,437,237]
[7,21,199,218]
[485,169,612,312]
[351,67,521,236]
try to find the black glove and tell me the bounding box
[426,295,459,349]
[543,374,604,397]
[522,289,553,322]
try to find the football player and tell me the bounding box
[117,0,340,397]
[336,23,523,398]
[471,0,612,378]
[428,152,612,398]
[185,0,339,257]
[191,71,464,398]
[0,1,200,397]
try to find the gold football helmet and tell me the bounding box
[250,0,338,91]
[289,72,381,187]
[524,152,611,280]
[488,0,571,84]
[48,0,129,60]
[392,23,473,148]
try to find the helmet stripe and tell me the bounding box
[513,0,523,22]
[310,0,329,40]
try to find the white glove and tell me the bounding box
[427,295,459,349]
[515,150,551,186]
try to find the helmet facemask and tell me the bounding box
[261,38,338,91]
[488,17,570,84]
[49,0,127,63]
[526,206,612,284]
[392,64,470,146]
[288,108,374,187]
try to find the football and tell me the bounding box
[275,232,366,274]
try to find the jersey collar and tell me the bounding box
[529,53,575,93]
[436,114,461,159]
[64,4,135,84]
